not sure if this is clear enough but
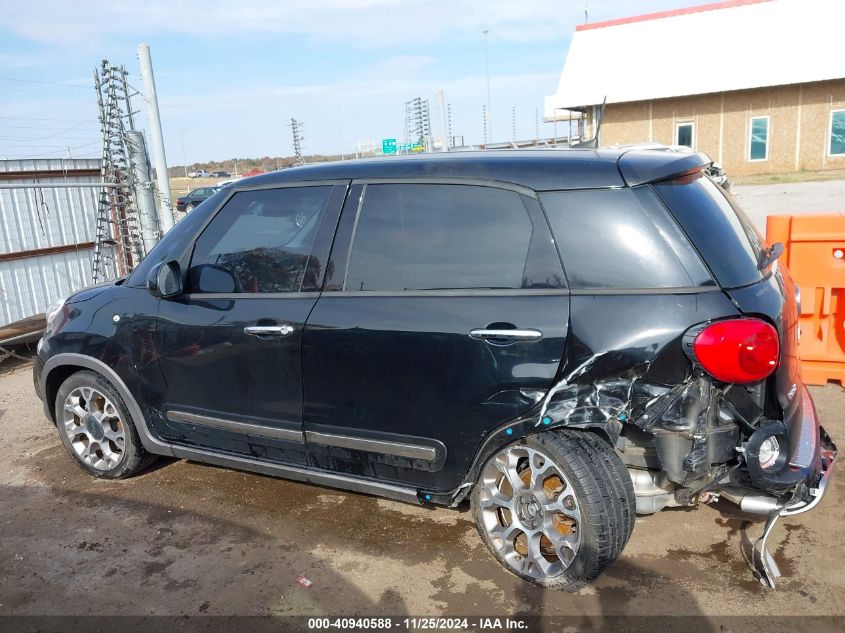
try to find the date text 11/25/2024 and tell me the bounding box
[307,618,528,630]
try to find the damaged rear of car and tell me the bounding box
[514,151,837,587]
[36,147,835,593]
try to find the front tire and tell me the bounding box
[55,370,155,479]
[471,430,635,591]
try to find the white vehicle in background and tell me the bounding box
[189,169,211,178]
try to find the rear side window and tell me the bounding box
[345,184,533,291]
[189,186,332,293]
[653,174,764,289]
[539,187,712,289]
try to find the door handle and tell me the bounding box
[469,328,543,341]
[244,324,295,337]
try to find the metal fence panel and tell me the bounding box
[0,158,102,327]
[0,248,94,326]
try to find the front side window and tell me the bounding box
[749,116,769,161]
[189,186,332,293]
[830,110,845,156]
[345,184,533,291]
[676,122,694,148]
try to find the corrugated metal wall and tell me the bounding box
[0,158,101,328]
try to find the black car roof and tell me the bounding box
[235,149,712,192]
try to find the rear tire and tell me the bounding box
[55,370,156,479]
[185,203,195,213]
[471,429,635,591]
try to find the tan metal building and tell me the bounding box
[544,0,845,176]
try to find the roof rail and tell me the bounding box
[617,150,711,186]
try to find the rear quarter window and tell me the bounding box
[653,174,764,289]
[539,187,712,290]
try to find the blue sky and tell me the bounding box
[0,0,691,164]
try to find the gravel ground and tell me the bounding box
[0,356,842,624]
[732,180,845,232]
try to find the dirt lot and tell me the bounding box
[733,180,845,232]
[0,356,842,625]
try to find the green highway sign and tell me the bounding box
[382,138,397,154]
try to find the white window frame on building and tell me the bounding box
[675,121,694,148]
[828,109,845,156]
[748,115,770,162]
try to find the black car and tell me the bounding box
[175,186,218,212]
[34,150,836,591]
[212,171,230,178]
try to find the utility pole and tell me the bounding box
[401,97,431,153]
[179,123,191,179]
[436,91,449,152]
[447,103,453,149]
[512,106,516,142]
[483,28,492,143]
[482,104,488,145]
[137,43,174,232]
[535,108,540,143]
[126,130,160,255]
[94,59,143,282]
[290,118,305,166]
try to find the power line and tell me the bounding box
[0,141,101,159]
[0,123,99,130]
[0,142,99,147]
[0,135,99,141]
[0,76,89,89]
[0,115,94,122]
[0,117,99,142]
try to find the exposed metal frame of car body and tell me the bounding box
[748,448,836,588]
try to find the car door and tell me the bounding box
[302,181,570,491]
[152,182,347,464]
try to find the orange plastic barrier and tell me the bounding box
[766,214,845,387]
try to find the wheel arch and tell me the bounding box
[453,419,618,506]
[41,353,170,455]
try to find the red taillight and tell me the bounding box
[692,318,779,384]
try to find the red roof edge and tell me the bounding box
[575,0,771,32]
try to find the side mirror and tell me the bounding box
[191,264,238,293]
[147,261,182,299]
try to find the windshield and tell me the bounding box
[652,174,766,289]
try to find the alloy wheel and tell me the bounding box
[478,444,581,579]
[62,386,126,471]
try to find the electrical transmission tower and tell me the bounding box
[447,103,453,150]
[290,119,305,166]
[402,97,431,153]
[92,60,142,283]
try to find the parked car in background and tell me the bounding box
[189,169,211,178]
[175,186,218,212]
[34,150,835,592]
[212,171,230,178]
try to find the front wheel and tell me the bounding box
[55,370,156,479]
[471,430,635,591]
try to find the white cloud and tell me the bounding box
[0,0,689,47]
